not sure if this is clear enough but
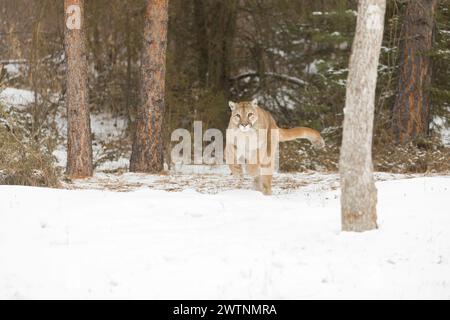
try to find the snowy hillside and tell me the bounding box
[1,175,449,299]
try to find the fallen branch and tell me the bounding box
[0,59,28,65]
[230,71,307,86]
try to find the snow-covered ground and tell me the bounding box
[53,110,129,169]
[1,86,450,299]
[0,88,36,110]
[1,174,449,299]
[433,115,450,147]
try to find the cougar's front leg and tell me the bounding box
[225,143,243,177]
[229,164,243,177]
[259,130,275,195]
[246,164,261,191]
[260,175,273,195]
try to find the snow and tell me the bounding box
[0,88,36,110]
[95,157,129,172]
[432,115,450,147]
[1,174,449,299]
[312,10,357,17]
[52,146,68,168]
[52,111,129,170]
[437,49,450,55]
[304,59,325,75]
[0,86,130,171]
[3,63,21,77]
[339,41,349,50]
[230,72,307,87]
[443,128,450,147]
[54,110,128,142]
[90,113,128,141]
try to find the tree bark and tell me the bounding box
[206,0,237,93]
[130,0,168,173]
[340,0,386,232]
[392,0,438,144]
[64,0,93,178]
[194,0,209,85]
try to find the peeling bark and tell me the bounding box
[340,0,386,232]
[64,0,93,178]
[130,0,169,173]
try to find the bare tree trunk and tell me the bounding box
[392,0,438,144]
[64,0,93,178]
[340,0,386,232]
[206,0,237,93]
[194,0,208,86]
[130,0,168,173]
[125,3,133,116]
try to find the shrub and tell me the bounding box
[0,105,60,187]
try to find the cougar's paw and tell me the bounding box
[261,186,272,196]
[229,164,243,178]
[259,175,273,195]
[230,170,243,178]
[253,176,261,191]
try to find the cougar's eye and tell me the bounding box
[235,114,241,118]
[248,113,254,117]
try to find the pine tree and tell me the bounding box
[130,0,169,173]
[64,0,93,178]
[392,0,438,144]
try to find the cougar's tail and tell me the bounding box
[278,127,325,148]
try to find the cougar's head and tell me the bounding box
[228,99,259,132]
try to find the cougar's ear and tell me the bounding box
[251,98,258,108]
[228,101,237,110]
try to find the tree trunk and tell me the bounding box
[392,0,438,144]
[206,0,237,93]
[340,0,386,232]
[130,0,168,173]
[194,0,209,86]
[64,0,93,178]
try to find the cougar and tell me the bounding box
[225,99,324,195]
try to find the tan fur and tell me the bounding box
[279,127,325,146]
[225,99,324,195]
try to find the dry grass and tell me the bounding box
[279,127,450,174]
[0,107,60,187]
